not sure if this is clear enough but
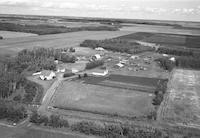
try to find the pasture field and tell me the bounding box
[0,30,37,38]
[118,32,200,49]
[53,81,154,117]
[0,30,133,55]
[158,69,200,127]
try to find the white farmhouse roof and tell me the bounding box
[94,54,101,59]
[169,57,176,62]
[95,47,105,51]
[162,54,169,57]
[116,63,124,68]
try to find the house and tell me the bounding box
[169,57,176,62]
[130,55,139,60]
[162,54,169,57]
[92,70,108,76]
[72,68,79,73]
[95,47,105,51]
[92,54,101,61]
[116,63,124,68]
[39,70,56,80]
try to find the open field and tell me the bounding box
[0,30,133,55]
[53,81,154,117]
[118,32,200,49]
[158,69,200,127]
[0,30,37,38]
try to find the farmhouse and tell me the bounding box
[169,57,176,62]
[130,55,139,60]
[95,47,105,51]
[92,54,101,61]
[39,70,56,80]
[116,63,124,68]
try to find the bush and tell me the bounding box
[63,72,74,78]
[0,36,3,39]
[13,95,22,102]
[85,60,104,69]
[69,47,75,52]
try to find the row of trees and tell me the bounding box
[17,48,76,72]
[30,112,69,127]
[80,39,155,54]
[30,112,169,138]
[156,56,200,71]
[0,100,27,123]
[157,47,200,58]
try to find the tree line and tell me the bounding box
[30,111,171,138]
[80,39,155,54]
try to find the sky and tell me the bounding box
[0,0,200,21]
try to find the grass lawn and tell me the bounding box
[53,81,154,117]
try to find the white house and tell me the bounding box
[162,54,169,57]
[92,54,101,61]
[39,70,56,80]
[92,70,108,76]
[130,55,139,60]
[95,47,105,51]
[116,63,124,68]
[169,57,176,62]
[72,68,79,73]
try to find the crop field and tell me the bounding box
[158,69,200,127]
[0,30,133,55]
[118,32,200,49]
[53,81,154,117]
[120,24,200,35]
[0,30,37,38]
[76,74,164,93]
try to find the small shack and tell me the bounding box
[95,47,105,51]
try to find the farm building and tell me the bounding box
[162,54,169,57]
[72,68,79,73]
[169,57,176,62]
[92,70,108,76]
[57,68,66,73]
[130,55,139,60]
[39,70,56,80]
[91,54,101,61]
[116,63,124,68]
[95,47,105,51]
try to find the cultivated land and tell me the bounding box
[0,30,37,38]
[120,24,200,36]
[0,30,133,55]
[117,32,200,49]
[158,69,200,127]
[53,81,154,118]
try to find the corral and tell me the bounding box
[158,69,200,128]
[52,81,154,118]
